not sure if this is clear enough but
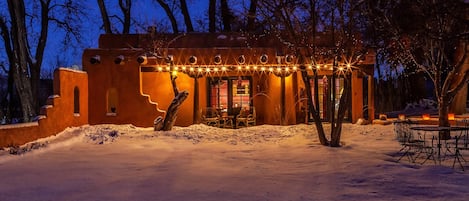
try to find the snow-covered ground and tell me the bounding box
[1,123,469,201]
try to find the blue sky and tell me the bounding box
[2,0,245,77]
[43,0,212,74]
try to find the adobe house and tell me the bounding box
[5,33,469,147]
[83,32,376,127]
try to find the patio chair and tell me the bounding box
[451,119,469,170]
[201,107,220,127]
[394,120,430,163]
[236,107,256,128]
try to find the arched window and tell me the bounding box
[107,88,118,114]
[74,87,80,114]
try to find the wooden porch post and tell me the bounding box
[281,76,286,125]
[368,76,375,121]
[193,77,199,124]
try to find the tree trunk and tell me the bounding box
[220,0,232,32]
[160,91,189,131]
[247,0,257,32]
[179,0,193,32]
[330,76,350,147]
[97,0,112,33]
[119,0,131,34]
[208,0,216,32]
[300,65,329,146]
[438,96,451,140]
[154,67,189,131]
[8,0,36,122]
[157,0,179,33]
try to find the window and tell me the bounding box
[208,76,252,112]
[74,87,80,114]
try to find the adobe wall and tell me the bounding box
[0,68,88,147]
[141,72,195,126]
[140,71,298,126]
[83,49,166,127]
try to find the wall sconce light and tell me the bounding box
[114,55,125,65]
[188,55,197,65]
[448,113,455,120]
[237,55,245,65]
[422,114,431,120]
[214,54,222,64]
[90,55,101,64]
[137,55,147,64]
[260,54,268,64]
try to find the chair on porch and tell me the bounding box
[236,107,256,128]
[201,107,220,127]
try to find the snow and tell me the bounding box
[1,123,469,201]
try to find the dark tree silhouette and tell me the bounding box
[97,0,132,34]
[0,0,83,123]
[359,0,469,135]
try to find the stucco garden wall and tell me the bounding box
[0,68,88,147]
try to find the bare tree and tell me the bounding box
[257,0,366,147]
[149,35,190,131]
[360,0,469,136]
[0,0,83,123]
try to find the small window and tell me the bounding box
[74,87,80,115]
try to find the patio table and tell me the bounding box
[410,126,469,164]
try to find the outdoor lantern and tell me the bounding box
[448,113,455,120]
[422,114,431,120]
[188,55,197,65]
[90,55,101,64]
[398,114,406,120]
